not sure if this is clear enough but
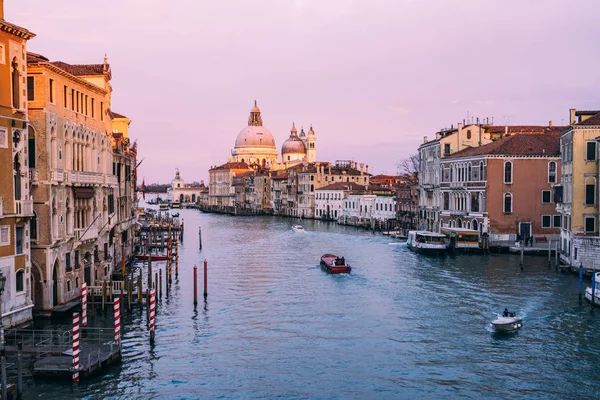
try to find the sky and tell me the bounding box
[10,0,600,183]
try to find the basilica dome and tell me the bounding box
[235,125,276,148]
[231,101,279,165]
[282,123,306,155]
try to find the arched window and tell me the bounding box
[16,269,24,292]
[191,194,196,202]
[504,192,512,213]
[467,164,472,181]
[472,219,479,232]
[466,130,472,140]
[31,212,38,240]
[504,161,513,184]
[12,58,20,108]
[548,161,557,183]
[457,218,462,228]
[479,161,484,181]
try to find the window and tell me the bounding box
[104,243,109,260]
[503,193,512,214]
[471,192,479,212]
[504,161,513,184]
[100,101,104,120]
[67,280,71,292]
[0,226,9,246]
[91,98,95,118]
[542,190,551,204]
[585,216,596,233]
[30,212,38,240]
[71,89,75,110]
[16,270,24,292]
[74,250,80,269]
[63,85,68,108]
[49,78,55,103]
[0,128,7,148]
[548,161,556,183]
[586,141,597,161]
[553,215,561,228]
[66,252,71,272]
[76,91,79,113]
[542,215,551,228]
[27,76,35,101]
[444,144,451,155]
[85,95,88,115]
[585,180,595,205]
[553,185,563,203]
[466,130,472,140]
[15,226,23,254]
[11,58,20,108]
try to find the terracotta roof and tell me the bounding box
[108,110,128,119]
[49,61,107,76]
[317,182,391,192]
[27,52,48,63]
[575,111,600,126]
[210,162,250,171]
[485,125,567,135]
[271,174,288,180]
[446,132,561,159]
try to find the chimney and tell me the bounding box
[0,1,4,19]
[549,120,553,128]
[569,108,576,125]
[365,165,369,174]
[504,125,508,136]
[457,122,462,150]
[423,136,428,143]
[360,163,364,175]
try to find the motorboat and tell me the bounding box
[320,254,351,274]
[406,231,447,255]
[584,272,600,306]
[491,312,523,332]
[292,225,305,233]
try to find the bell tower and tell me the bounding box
[307,126,316,162]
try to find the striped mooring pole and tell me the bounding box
[149,288,156,344]
[72,312,80,383]
[81,283,88,327]
[114,297,121,345]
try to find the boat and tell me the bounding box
[383,230,399,236]
[441,227,480,252]
[159,203,169,211]
[320,254,351,274]
[491,312,523,332]
[584,272,600,306]
[292,225,305,232]
[135,254,170,262]
[406,231,447,255]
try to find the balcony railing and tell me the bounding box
[29,169,39,185]
[104,175,118,186]
[15,200,34,216]
[50,169,64,183]
[68,171,103,185]
[74,225,99,242]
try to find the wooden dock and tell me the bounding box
[33,342,121,379]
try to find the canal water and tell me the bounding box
[25,208,600,399]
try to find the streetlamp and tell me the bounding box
[0,270,6,400]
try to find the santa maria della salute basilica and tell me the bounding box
[229,101,317,168]
[208,101,382,220]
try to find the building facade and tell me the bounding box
[0,6,36,327]
[556,109,600,268]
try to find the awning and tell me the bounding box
[74,187,95,199]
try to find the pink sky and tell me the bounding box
[11,0,600,183]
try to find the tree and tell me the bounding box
[397,153,420,183]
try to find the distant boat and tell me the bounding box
[406,231,447,255]
[320,254,351,274]
[292,225,305,233]
[135,254,169,262]
[159,203,169,211]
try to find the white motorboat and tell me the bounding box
[584,272,600,306]
[491,312,523,332]
[292,225,305,233]
[406,231,447,255]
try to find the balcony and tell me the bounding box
[105,175,118,186]
[29,169,38,185]
[69,171,103,185]
[50,169,64,183]
[15,200,34,216]
[74,225,99,242]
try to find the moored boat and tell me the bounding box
[292,225,305,232]
[320,254,351,274]
[585,272,600,306]
[491,311,523,332]
[406,231,447,255]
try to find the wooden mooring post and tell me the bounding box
[204,259,208,298]
[193,264,198,305]
[102,281,106,312]
[198,226,202,250]
[579,263,584,304]
[159,269,163,298]
[137,274,142,304]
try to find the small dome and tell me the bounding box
[299,128,306,139]
[282,135,306,155]
[291,122,297,134]
[235,125,276,148]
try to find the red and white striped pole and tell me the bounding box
[72,312,80,383]
[81,283,87,327]
[114,297,121,345]
[149,288,156,344]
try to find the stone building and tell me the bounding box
[26,52,133,310]
[556,109,600,268]
[441,132,563,244]
[168,169,206,205]
[0,5,36,327]
[208,162,251,209]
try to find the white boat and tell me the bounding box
[584,272,600,306]
[406,231,446,255]
[292,225,305,233]
[491,312,523,332]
